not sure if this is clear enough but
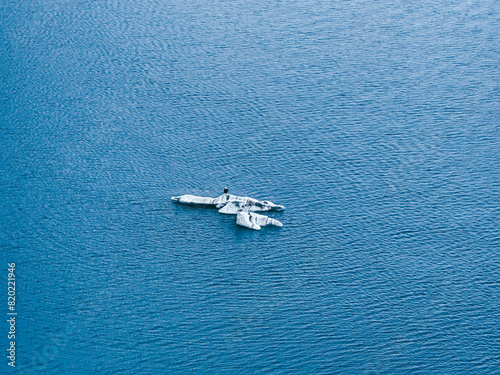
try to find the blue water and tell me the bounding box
[1,0,499,373]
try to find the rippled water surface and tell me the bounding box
[1,0,499,373]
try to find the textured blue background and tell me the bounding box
[1,0,499,373]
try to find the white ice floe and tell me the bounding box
[236,211,283,231]
[171,194,216,205]
[171,188,284,230]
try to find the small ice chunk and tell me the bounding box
[218,202,244,214]
[236,212,283,230]
[171,195,215,205]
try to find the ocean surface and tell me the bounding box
[1,0,499,373]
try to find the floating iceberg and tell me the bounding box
[236,211,283,230]
[171,188,284,230]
